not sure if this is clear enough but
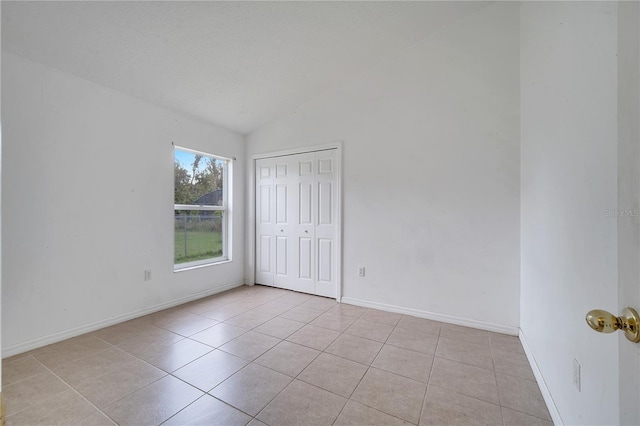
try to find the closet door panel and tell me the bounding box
[255,159,275,285]
[314,150,337,297]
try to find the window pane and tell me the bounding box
[174,148,224,205]
[174,210,223,264]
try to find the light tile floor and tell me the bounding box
[2,285,553,425]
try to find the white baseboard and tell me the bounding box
[519,329,563,425]
[2,280,245,358]
[340,297,519,336]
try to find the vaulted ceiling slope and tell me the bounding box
[2,1,490,134]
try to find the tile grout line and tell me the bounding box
[331,311,420,425]
[418,321,442,425]
[28,354,120,425]
[489,335,507,426]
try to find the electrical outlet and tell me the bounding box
[144,270,152,281]
[573,359,581,391]
[358,267,365,277]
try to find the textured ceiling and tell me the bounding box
[2,1,490,134]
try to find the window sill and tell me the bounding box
[174,258,231,273]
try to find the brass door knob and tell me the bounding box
[585,307,640,343]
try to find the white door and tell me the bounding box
[618,2,640,423]
[255,159,276,287]
[293,151,316,295]
[314,150,338,297]
[255,149,338,298]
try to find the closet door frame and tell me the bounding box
[248,142,343,301]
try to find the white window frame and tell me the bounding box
[174,145,232,271]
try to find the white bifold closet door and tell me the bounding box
[255,149,337,298]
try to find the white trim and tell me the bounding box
[174,205,223,211]
[253,143,341,160]
[174,258,231,272]
[174,145,233,162]
[2,280,244,358]
[519,329,564,426]
[247,142,343,301]
[340,296,520,335]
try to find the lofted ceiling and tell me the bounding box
[2,1,490,134]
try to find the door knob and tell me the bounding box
[585,307,640,343]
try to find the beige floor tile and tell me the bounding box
[156,314,219,337]
[257,379,346,426]
[351,367,426,424]
[93,322,147,346]
[125,338,213,373]
[501,407,554,426]
[276,290,313,302]
[286,324,341,350]
[255,341,320,377]
[103,375,202,425]
[219,331,281,361]
[74,358,166,409]
[489,333,526,355]
[79,411,118,426]
[436,337,493,370]
[224,311,275,329]
[440,324,489,346]
[496,373,551,421]
[115,326,183,353]
[326,303,368,317]
[253,316,305,339]
[298,297,338,312]
[164,394,252,426]
[334,400,411,426]
[172,349,248,391]
[429,358,499,405]
[201,304,254,322]
[279,306,324,323]
[230,299,268,310]
[99,317,184,350]
[396,316,442,335]
[310,312,358,332]
[184,298,233,315]
[4,370,71,416]
[2,354,47,387]
[344,318,394,343]
[50,346,137,387]
[387,327,439,355]
[492,348,535,382]
[2,353,31,364]
[250,300,297,316]
[6,388,99,426]
[2,286,551,426]
[372,344,433,383]
[145,308,197,328]
[420,385,502,426]
[210,363,292,416]
[31,335,113,369]
[190,323,248,347]
[298,353,367,397]
[360,309,402,326]
[325,333,383,365]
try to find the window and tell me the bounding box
[174,146,231,270]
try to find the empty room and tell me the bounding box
[1,1,639,425]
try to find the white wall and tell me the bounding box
[1,52,245,356]
[520,2,621,424]
[247,3,520,332]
